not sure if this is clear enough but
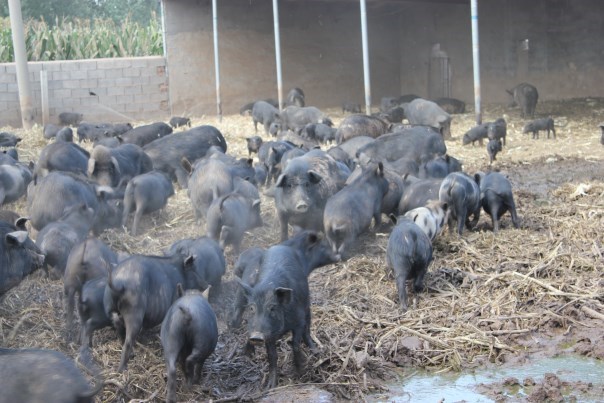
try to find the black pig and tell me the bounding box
[236,237,316,388]
[36,203,95,279]
[438,172,481,235]
[169,116,191,129]
[104,252,206,371]
[144,125,227,188]
[285,87,305,107]
[122,171,174,235]
[252,101,281,134]
[87,143,153,187]
[507,82,538,118]
[335,114,390,144]
[523,117,556,139]
[476,171,520,232]
[0,348,102,402]
[166,237,226,301]
[435,97,466,114]
[34,141,90,180]
[206,192,262,254]
[56,126,74,142]
[119,122,173,147]
[387,216,433,311]
[63,237,117,339]
[58,111,84,126]
[78,277,112,347]
[487,117,507,145]
[405,98,452,139]
[0,221,45,295]
[161,286,218,403]
[324,162,388,259]
[462,123,489,146]
[274,150,349,241]
[487,139,502,165]
[246,135,263,156]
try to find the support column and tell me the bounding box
[8,0,34,128]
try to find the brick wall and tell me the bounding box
[0,56,169,127]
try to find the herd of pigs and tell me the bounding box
[0,82,573,402]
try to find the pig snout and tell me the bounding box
[249,331,265,344]
[295,201,309,212]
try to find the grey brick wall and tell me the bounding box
[0,56,169,127]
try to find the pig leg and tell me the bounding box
[80,320,93,348]
[505,195,520,229]
[208,280,222,303]
[265,340,279,389]
[303,306,317,353]
[373,206,383,228]
[132,205,144,236]
[118,311,143,372]
[278,212,290,242]
[64,289,76,340]
[394,262,410,311]
[447,211,456,235]
[228,288,247,329]
[489,204,500,233]
[165,353,178,403]
[468,206,481,230]
[291,330,304,377]
[185,349,205,385]
[457,209,467,235]
[175,167,189,189]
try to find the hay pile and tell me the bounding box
[1,98,603,401]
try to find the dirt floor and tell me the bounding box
[0,98,603,402]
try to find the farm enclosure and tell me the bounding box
[0,97,603,401]
[162,0,604,116]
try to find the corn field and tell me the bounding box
[0,15,162,62]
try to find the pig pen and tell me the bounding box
[0,97,603,402]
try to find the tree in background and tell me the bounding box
[94,0,160,25]
[0,0,160,25]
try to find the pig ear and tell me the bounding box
[275,174,287,188]
[308,171,323,184]
[111,157,121,176]
[236,278,253,296]
[181,157,193,174]
[306,231,320,245]
[274,287,293,305]
[15,217,29,231]
[252,199,261,208]
[183,255,195,268]
[87,158,96,176]
[6,231,28,246]
[176,283,185,298]
[201,285,211,300]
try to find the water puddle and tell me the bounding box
[369,355,604,402]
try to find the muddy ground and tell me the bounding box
[0,98,603,402]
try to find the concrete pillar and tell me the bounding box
[8,0,35,128]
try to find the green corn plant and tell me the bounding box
[0,15,162,63]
